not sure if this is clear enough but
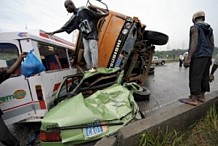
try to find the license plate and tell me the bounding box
[84,123,108,138]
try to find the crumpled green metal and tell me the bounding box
[41,85,140,145]
[41,67,141,145]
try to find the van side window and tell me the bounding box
[0,43,21,77]
[38,43,69,71]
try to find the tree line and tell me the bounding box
[153,47,218,60]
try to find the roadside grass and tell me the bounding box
[139,104,218,146]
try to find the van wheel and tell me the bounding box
[133,86,151,101]
[143,30,169,45]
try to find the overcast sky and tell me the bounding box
[0,0,217,51]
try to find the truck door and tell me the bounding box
[0,40,34,125]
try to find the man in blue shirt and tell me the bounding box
[180,11,214,106]
[46,0,109,72]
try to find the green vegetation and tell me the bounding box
[139,128,184,146]
[153,47,218,61]
[185,104,218,146]
[139,104,218,146]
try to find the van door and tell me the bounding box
[32,41,77,110]
[0,40,34,125]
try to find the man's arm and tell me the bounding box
[210,33,214,48]
[209,64,218,82]
[210,64,218,75]
[184,26,198,67]
[0,52,26,84]
[0,70,10,84]
[208,30,215,82]
[47,15,78,35]
[7,52,27,74]
[45,28,65,36]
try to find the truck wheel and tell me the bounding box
[143,30,169,45]
[133,86,151,101]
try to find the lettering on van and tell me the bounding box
[0,90,26,103]
[110,40,122,68]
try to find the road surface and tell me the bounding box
[138,62,218,117]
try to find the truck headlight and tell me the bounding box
[122,29,129,35]
[125,22,132,29]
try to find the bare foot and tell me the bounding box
[179,97,198,106]
[197,93,205,102]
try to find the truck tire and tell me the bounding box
[143,30,169,45]
[133,86,151,101]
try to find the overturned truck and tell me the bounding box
[73,2,168,85]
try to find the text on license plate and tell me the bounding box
[85,125,107,138]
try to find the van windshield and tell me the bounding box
[0,43,19,68]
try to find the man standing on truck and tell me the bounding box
[0,52,26,146]
[181,11,214,106]
[46,0,109,72]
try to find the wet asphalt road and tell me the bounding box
[138,61,218,117]
[1,61,218,146]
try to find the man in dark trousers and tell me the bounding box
[46,0,109,72]
[0,52,26,146]
[180,11,214,106]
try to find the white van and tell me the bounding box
[0,30,77,125]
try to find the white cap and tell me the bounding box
[192,11,205,22]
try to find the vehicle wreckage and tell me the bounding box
[40,0,168,145]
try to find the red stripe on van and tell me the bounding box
[53,83,61,92]
[3,101,39,112]
[39,32,49,38]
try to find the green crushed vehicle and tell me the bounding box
[40,67,148,145]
